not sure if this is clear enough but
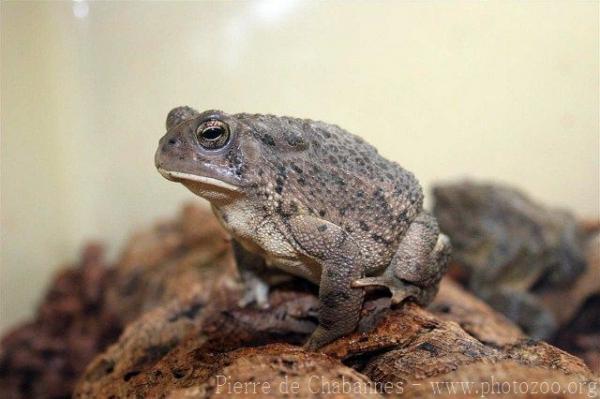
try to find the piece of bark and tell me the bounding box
[433,181,598,342]
[0,204,232,399]
[74,280,597,398]
[103,204,233,324]
[539,232,600,329]
[431,279,523,347]
[552,293,600,376]
[547,232,600,373]
[71,203,596,398]
[0,244,123,399]
[2,204,598,399]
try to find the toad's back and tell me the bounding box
[236,113,423,265]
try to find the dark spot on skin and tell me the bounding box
[319,210,326,217]
[258,169,264,177]
[332,175,345,186]
[323,131,332,139]
[276,163,286,174]
[321,291,350,309]
[318,224,328,232]
[297,177,306,185]
[225,150,244,177]
[262,134,276,146]
[275,174,285,194]
[286,131,306,148]
[398,209,408,222]
[359,221,370,232]
[291,163,303,174]
[276,201,298,218]
[371,233,391,245]
[356,190,364,198]
[276,202,290,218]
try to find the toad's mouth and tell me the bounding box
[157,168,240,193]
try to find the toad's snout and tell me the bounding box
[155,132,184,172]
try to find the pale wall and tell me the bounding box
[1,1,598,331]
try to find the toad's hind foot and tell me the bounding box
[352,276,421,305]
[352,276,388,288]
[389,283,422,305]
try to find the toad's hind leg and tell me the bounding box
[353,211,451,306]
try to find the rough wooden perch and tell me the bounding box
[1,205,598,398]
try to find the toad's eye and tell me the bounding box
[196,120,230,150]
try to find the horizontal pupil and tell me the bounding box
[202,127,222,140]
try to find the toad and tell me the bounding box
[155,107,450,349]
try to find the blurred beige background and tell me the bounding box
[1,1,598,332]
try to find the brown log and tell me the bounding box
[1,204,598,398]
[74,205,597,398]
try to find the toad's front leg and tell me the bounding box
[288,216,365,351]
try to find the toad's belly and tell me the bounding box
[265,257,321,284]
[212,202,320,282]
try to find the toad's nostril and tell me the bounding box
[168,138,177,145]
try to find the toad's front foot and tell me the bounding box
[303,326,340,351]
[237,277,270,308]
